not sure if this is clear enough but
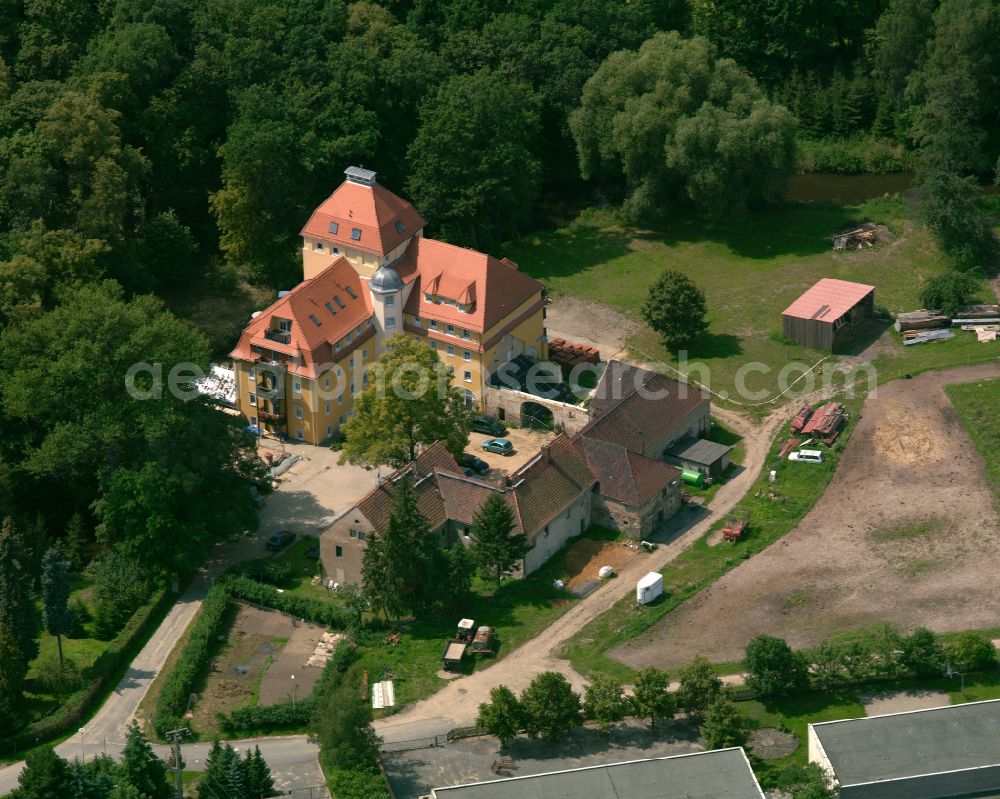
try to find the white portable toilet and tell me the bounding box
[636,571,664,605]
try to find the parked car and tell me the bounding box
[481,438,514,456]
[458,453,490,475]
[265,530,296,551]
[788,449,824,464]
[471,415,507,437]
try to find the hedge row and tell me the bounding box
[219,574,350,629]
[0,588,172,756]
[152,584,230,737]
[217,641,358,736]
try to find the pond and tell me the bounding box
[786,172,915,204]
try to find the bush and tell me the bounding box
[90,554,151,639]
[900,628,945,677]
[219,574,349,629]
[227,558,293,587]
[152,585,230,737]
[920,271,983,317]
[745,635,809,697]
[33,656,84,695]
[947,632,997,672]
[326,767,390,799]
[798,136,908,174]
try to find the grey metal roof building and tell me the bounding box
[665,436,733,477]
[809,699,1000,799]
[429,748,765,799]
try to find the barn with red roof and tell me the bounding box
[782,278,875,351]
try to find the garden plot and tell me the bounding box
[610,365,1000,670]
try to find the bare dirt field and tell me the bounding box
[189,606,294,734]
[611,364,1000,670]
[562,538,639,591]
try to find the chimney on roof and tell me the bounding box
[344,166,377,187]
[541,444,551,463]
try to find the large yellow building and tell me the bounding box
[230,166,548,444]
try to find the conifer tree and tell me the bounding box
[41,543,73,667]
[470,493,524,589]
[118,722,172,799]
[0,517,40,663]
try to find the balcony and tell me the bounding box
[264,329,292,344]
[258,409,283,421]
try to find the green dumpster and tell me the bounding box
[681,469,704,487]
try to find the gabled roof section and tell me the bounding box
[229,257,373,378]
[582,362,709,452]
[401,237,544,333]
[782,278,875,322]
[436,472,519,530]
[300,170,426,256]
[573,436,680,507]
[509,435,596,534]
[354,442,459,532]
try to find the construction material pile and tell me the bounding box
[894,309,951,333]
[792,402,845,445]
[548,337,600,367]
[831,223,884,250]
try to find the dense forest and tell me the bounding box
[0,0,997,742]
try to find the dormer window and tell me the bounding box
[308,314,321,326]
[351,228,362,241]
[346,287,357,299]
[325,302,336,315]
[333,296,345,309]
[328,222,339,234]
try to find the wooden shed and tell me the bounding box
[782,279,875,351]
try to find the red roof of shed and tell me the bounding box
[782,279,875,322]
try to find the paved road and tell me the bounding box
[0,451,376,797]
[374,404,785,743]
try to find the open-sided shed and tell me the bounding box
[782,279,875,351]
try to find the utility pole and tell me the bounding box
[165,728,189,799]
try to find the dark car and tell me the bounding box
[471,415,507,437]
[458,453,490,475]
[265,530,296,551]
[481,438,514,456]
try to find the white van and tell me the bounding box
[788,449,824,464]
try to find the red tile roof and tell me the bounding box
[228,257,373,378]
[299,180,426,257]
[400,237,544,333]
[782,278,875,322]
[508,435,596,534]
[582,362,709,452]
[573,436,680,507]
[355,442,459,532]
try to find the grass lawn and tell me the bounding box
[509,200,995,411]
[945,378,1000,513]
[558,398,861,682]
[271,537,331,604]
[359,540,585,714]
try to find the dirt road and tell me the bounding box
[612,364,1000,670]
[374,402,782,743]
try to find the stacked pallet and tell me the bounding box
[548,337,601,367]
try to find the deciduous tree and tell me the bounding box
[341,336,472,469]
[641,270,709,351]
[583,673,630,732]
[520,671,582,741]
[900,627,945,677]
[699,698,747,750]
[632,667,675,729]
[745,635,809,697]
[477,685,523,749]
[675,657,722,719]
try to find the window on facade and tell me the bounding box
[429,341,436,349]
[335,546,343,557]
[295,405,303,420]
[278,320,292,333]
[335,341,342,352]
[386,317,396,329]
[350,382,355,394]
[446,344,455,356]
[248,393,257,406]
[337,394,344,405]
[349,357,354,368]
[248,367,256,381]
[323,378,331,389]
[250,417,257,426]
[339,413,348,424]
[543,526,549,537]
[314,242,324,252]
[463,371,472,382]
[462,329,470,340]
[296,429,304,440]
[345,332,352,344]
[293,381,301,394]
[349,529,356,538]
[361,350,367,362]
[350,228,361,240]
[462,350,471,361]
[385,295,395,307]
[326,425,333,437]
[429,320,438,331]
[325,400,331,414]
[446,324,456,335]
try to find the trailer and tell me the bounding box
[471,626,495,655]
[722,507,750,543]
[441,640,467,672]
[636,572,664,605]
